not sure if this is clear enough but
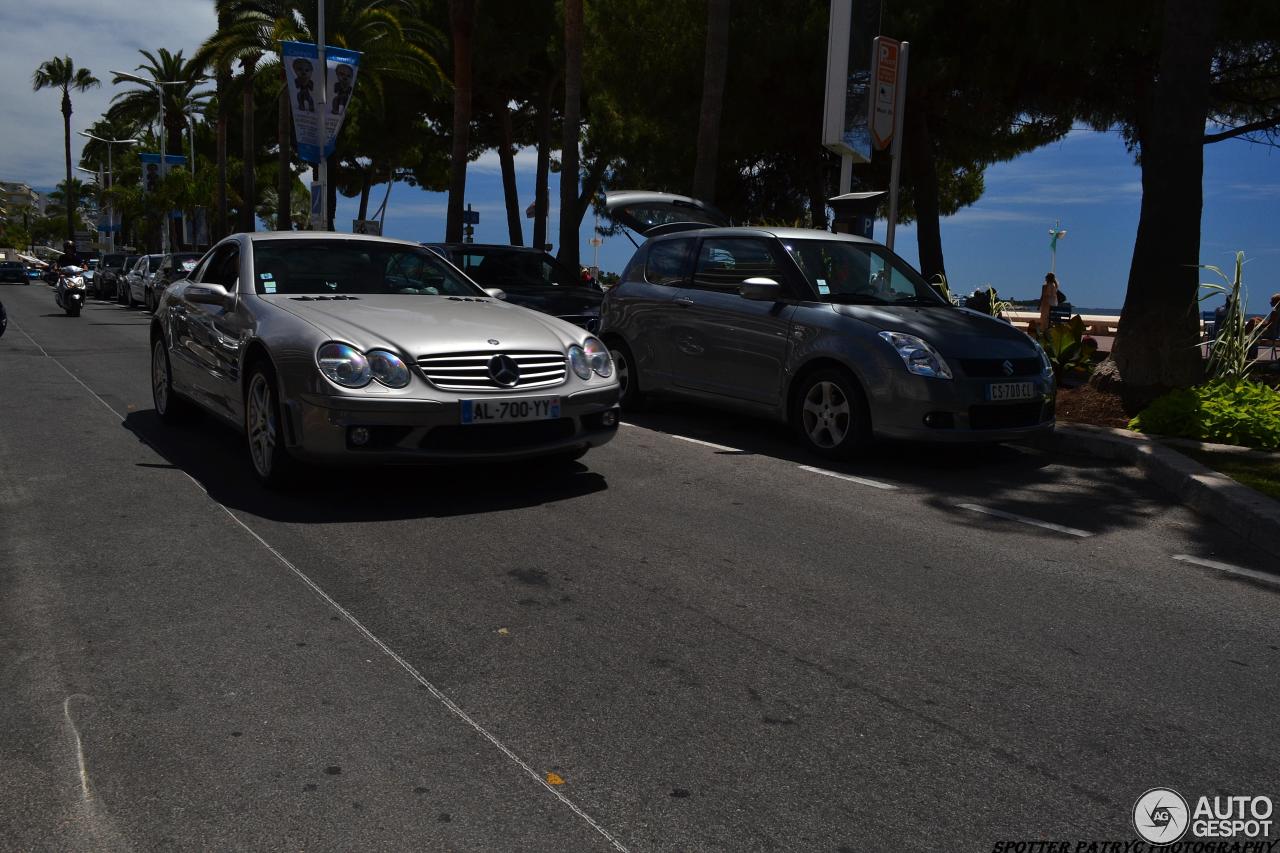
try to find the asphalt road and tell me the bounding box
[1,283,1276,852]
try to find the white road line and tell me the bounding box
[620,422,745,453]
[956,503,1092,538]
[797,465,898,490]
[17,318,632,853]
[63,695,92,802]
[1172,554,1280,587]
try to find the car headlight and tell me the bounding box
[878,331,953,379]
[367,349,411,388]
[583,336,613,377]
[316,342,372,388]
[568,345,591,380]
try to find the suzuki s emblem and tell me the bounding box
[487,338,500,346]
[487,354,520,387]
[1001,359,1014,376]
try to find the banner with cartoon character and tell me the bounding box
[139,153,187,193]
[282,41,362,164]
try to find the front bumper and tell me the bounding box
[868,370,1056,444]
[283,386,620,464]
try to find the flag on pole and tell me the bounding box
[282,41,362,164]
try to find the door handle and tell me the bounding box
[674,297,695,307]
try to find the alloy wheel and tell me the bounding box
[801,380,852,449]
[152,340,168,416]
[246,373,277,478]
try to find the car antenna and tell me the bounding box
[622,227,639,249]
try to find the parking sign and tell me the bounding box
[870,36,902,150]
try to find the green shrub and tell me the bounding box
[1129,380,1280,449]
[1038,315,1098,386]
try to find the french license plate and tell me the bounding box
[987,381,1036,401]
[460,397,561,424]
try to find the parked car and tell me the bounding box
[156,252,203,290]
[599,191,1055,458]
[122,253,164,309]
[425,243,604,332]
[95,253,130,301]
[0,261,27,285]
[150,232,621,485]
[26,267,45,281]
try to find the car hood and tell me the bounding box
[265,294,584,356]
[496,285,603,316]
[833,303,1038,358]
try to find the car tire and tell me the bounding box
[145,289,155,314]
[151,337,191,423]
[126,283,137,308]
[607,339,646,411]
[791,367,871,459]
[244,362,298,488]
[66,305,80,317]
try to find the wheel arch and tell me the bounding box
[785,355,871,427]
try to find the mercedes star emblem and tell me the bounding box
[487,354,521,387]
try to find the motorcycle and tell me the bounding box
[55,266,87,317]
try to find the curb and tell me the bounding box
[1026,424,1280,553]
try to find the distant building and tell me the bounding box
[1,181,42,221]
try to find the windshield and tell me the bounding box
[103,254,125,267]
[123,256,139,271]
[783,239,947,306]
[172,253,201,273]
[252,239,487,297]
[451,249,579,289]
[0,262,21,270]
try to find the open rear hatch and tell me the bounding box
[603,191,731,238]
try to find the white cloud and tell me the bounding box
[0,0,216,188]
[468,146,542,174]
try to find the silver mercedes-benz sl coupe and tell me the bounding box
[150,232,621,485]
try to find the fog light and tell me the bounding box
[602,409,619,427]
[349,426,371,446]
[923,412,955,429]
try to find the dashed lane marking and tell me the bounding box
[797,465,898,490]
[1172,554,1280,587]
[957,503,1092,538]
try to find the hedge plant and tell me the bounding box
[1129,380,1280,450]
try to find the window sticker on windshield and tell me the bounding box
[816,278,830,295]
[263,280,277,294]
[259,272,273,280]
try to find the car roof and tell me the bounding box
[238,230,427,250]
[426,242,550,255]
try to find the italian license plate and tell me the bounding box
[987,381,1036,401]
[460,397,561,424]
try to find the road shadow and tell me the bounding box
[625,397,1206,542]
[121,408,608,524]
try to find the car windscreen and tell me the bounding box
[251,240,487,297]
[122,256,139,271]
[782,239,947,306]
[453,249,576,289]
[0,262,21,270]
[102,254,126,268]
[173,253,201,273]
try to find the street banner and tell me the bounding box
[139,153,187,193]
[352,219,381,236]
[822,0,879,162]
[282,41,362,163]
[870,36,903,150]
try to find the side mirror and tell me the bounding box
[484,287,507,301]
[739,277,783,301]
[187,283,234,310]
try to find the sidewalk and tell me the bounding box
[1027,424,1280,555]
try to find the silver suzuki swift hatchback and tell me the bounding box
[599,191,1055,459]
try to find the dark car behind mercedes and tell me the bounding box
[425,243,604,332]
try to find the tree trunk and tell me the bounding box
[446,0,475,243]
[906,106,944,281]
[277,85,292,231]
[575,156,607,229]
[357,169,372,221]
[1094,0,1221,410]
[558,0,583,270]
[498,101,523,246]
[216,66,229,240]
[692,0,730,203]
[240,55,259,233]
[533,74,558,251]
[326,152,338,232]
[62,90,74,244]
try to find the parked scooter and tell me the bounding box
[55,266,87,317]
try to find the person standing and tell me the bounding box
[1037,272,1060,332]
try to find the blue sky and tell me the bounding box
[3,0,1275,315]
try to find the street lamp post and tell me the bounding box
[110,71,209,254]
[78,131,137,254]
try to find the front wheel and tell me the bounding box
[607,339,646,411]
[791,368,871,459]
[151,337,190,423]
[245,364,297,488]
[65,303,80,317]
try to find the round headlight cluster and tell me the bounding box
[316,343,410,389]
[568,337,613,380]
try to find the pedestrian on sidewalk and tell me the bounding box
[1037,272,1060,332]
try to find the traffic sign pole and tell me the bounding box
[883,41,909,251]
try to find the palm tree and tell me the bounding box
[201,0,444,231]
[32,56,100,243]
[108,50,212,157]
